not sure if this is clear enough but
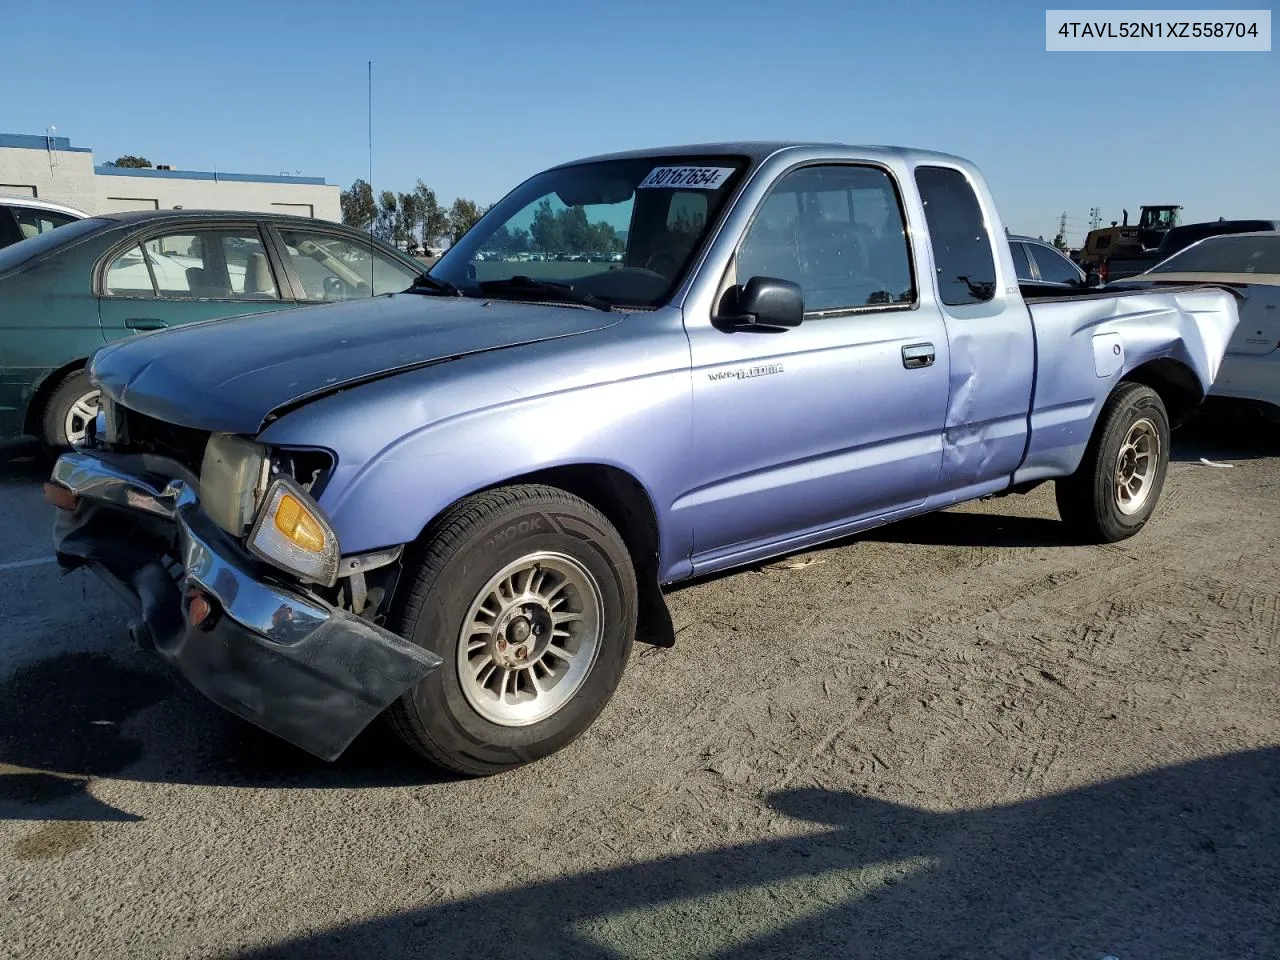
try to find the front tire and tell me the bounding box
[385,484,637,776]
[40,369,99,449]
[1055,382,1171,543]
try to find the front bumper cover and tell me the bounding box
[49,449,442,761]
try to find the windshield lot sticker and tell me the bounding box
[638,166,734,189]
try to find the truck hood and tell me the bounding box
[91,294,624,434]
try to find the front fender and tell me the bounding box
[258,311,697,579]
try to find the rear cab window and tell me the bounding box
[914,166,997,305]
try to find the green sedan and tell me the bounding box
[0,210,426,447]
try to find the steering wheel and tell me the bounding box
[644,245,688,275]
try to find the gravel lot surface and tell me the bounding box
[2,415,1277,959]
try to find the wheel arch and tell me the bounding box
[1119,357,1203,427]
[22,357,91,437]
[419,463,675,648]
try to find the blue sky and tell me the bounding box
[6,0,1276,244]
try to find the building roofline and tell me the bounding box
[94,165,329,186]
[0,132,93,154]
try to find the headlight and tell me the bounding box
[246,478,340,587]
[200,434,269,535]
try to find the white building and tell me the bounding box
[0,132,341,221]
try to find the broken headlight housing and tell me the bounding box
[199,434,270,536]
[199,434,339,584]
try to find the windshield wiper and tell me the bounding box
[406,272,463,297]
[477,276,613,312]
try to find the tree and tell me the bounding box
[448,198,483,244]
[395,191,420,248]
[413,181,449,251]
[488,225,531,255]
[340,179,376,231]
[529,199,562,255]
[373,190,398,242]
[104,155,152,168]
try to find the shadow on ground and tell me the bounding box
[0,650,454,823]
[0,439,51,484]
[1173,408,1280,463]
[233,748,1279,960]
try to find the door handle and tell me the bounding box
[125,318,168,331]
[902,343,935,369]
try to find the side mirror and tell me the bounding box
[1084,267,1102,288]
[715,276,804,331]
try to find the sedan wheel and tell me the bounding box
[63,390,101,447]
[40,369,100,449]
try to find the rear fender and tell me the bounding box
[1014,285,1240,482]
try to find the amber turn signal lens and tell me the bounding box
[273,493,327,553]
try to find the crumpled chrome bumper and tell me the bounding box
[47,449,441,762]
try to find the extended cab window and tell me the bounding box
[736,164,915,313]
[915,166,996,306]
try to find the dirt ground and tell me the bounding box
[1,413,1277,959]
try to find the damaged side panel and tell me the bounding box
[1014,285,1240,483]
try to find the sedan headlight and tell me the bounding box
[246,478,340,587]
[200,434,269,535]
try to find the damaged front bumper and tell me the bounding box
[47,450,442,761]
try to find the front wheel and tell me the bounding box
[385,484,638,775]
[1055,382,1171,543]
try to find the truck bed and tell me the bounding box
[1013,281,1239,484]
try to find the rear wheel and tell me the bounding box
[385,484,638,776]
[40,369,99,449]
[1055,382,1170,543]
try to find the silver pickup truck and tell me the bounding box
[48,142,1240,775]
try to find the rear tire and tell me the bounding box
[385,484,638,776]
[1055,382,1170,543]
[40,369,99,449]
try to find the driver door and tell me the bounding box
[679,163,950,571]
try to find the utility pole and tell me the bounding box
[1055,211,1068,250]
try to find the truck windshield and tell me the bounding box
[428,156,749,308]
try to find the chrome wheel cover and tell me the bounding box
[64,390,100,447]
[456,551,604,727]
[1114,417,1160,516]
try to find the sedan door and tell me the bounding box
[680,162,949,571]
[97,222,299,343]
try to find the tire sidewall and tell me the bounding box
[41,370,97,448]
[1092,387,1170,538]
[406,500,636,768]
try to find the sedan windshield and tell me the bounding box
[428,156,749,308]
[1151,234,1280,275]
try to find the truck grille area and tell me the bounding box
[115,406,212,478]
